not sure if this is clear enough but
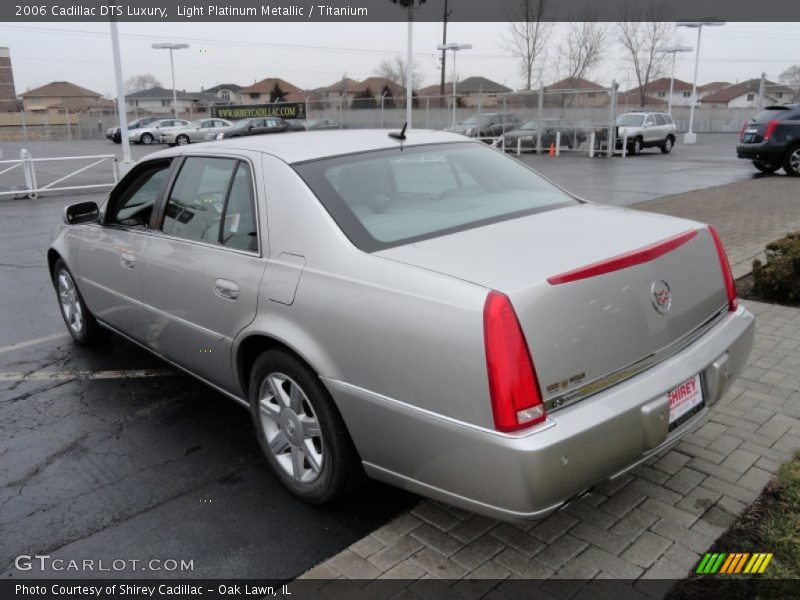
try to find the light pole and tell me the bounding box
[677,20,725,144]
[151,42,189,119]
[109,20,131,168]
[437,42,472,128]
[392,0,426,128]
[656,45,693,115]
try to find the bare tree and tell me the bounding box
[503,0,553,91]
[616,2,675,106]
[779,65,800,89]
[557,20,608,83]
[375,57,424,90]
[125,74,162,94]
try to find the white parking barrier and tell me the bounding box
[589,131,596,158]
[621,134,628,158]
[0,149,118,199]
[517,138,522,156]
[555,132,561,156]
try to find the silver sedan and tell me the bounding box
[160,118,233,146]
[49,131,753,521]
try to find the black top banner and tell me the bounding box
[4,0,800,22]
[211,103,306,120]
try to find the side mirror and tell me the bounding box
[247,125,254,130]
[64,201,100,225]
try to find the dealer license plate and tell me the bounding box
[667,374,704,431]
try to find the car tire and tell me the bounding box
[176,135,190,146]
[52,259,102,345]
[249,349,363,504]
[753,160,780,174]
[629,137,642,156]
[783,145,800,177]
[661,136,674,154]
[140,133,154,145]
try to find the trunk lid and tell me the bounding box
[375,203,729,409]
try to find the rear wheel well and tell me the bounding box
[237,335,312,400]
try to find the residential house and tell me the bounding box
[239,78,302,104]
[697,81,730,100]
[418,76,512,107]
[21,81,114,114]
[616,90,667,109]
[202,83,243,104]
[545,77,607,107]
[124,87,217,116]
[320,77,403,107]
[699,79,795,108]
[626,77,694,107]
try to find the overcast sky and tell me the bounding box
[1,21,798,96]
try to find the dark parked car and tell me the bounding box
[446,113,520,140]
[106,117,159,144]
[736,104,800,176]
[305,118,342,130]
[284,119,307,132]
[215,117,287,140]
[503,119,587,151]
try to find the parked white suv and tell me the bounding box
[615,112,677,155]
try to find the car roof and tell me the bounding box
[147,129,473,164]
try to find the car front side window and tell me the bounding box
[106,160,172,229]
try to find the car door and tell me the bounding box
[643,113,658,145]
[140,155,266,393]
[76,158,174,341]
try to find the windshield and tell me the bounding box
[520,121,539,130]
[293,142,577,252]
[616,114,645,126]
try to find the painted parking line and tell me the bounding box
[0,332,70,354]
[0,369,176,382]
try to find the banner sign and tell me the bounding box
[211,103,306,120]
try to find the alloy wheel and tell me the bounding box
[57,270,83,334]
[258,372,323,484]
[790,148,800,174]
[177,135,189,146]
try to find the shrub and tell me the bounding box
[753,231,800,302]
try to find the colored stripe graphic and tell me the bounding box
[697,552,773,574]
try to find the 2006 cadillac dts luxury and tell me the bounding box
[49,130,754,520]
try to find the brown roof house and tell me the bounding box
[320,77,403,108]
[240,78,302,104]
[699,79,796,108]
[21,81,114,113]
[626,77,694,107]
[697,81,731,99]
[545,77,607,108]
[418,76,512,108]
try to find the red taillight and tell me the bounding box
[483,291,546,432]
[763,119,780,140]
[708,226,738,312]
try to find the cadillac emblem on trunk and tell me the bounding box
[651,280,672,314]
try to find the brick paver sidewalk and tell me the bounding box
[299,177,800,594]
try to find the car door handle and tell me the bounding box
[120,252,135,269]
[214,279,239,300]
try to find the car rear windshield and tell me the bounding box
[293,142,578,252]
[752,107,793,123]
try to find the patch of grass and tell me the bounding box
[668,451,800,598]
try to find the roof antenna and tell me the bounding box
[388,122,407,141]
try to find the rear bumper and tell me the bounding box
[326,305,754,521]
[736,142,784,163]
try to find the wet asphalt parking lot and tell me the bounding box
[0,132,760,580]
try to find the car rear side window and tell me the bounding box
[162,157,236,244]
[293,142,577,252]
[654,114,666,125]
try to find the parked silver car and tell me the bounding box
[128,118,190,145]
[49,131,753,520]
[159,118,233,146]
[615,111,677,155]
